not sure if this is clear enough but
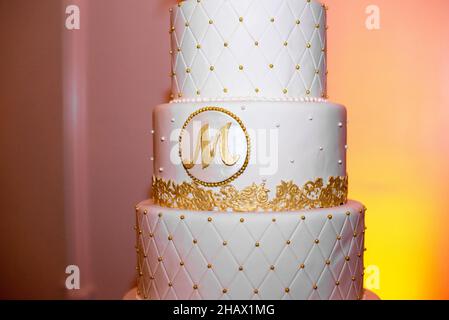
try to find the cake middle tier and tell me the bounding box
[152,100,347,212]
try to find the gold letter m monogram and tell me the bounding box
[182,122,240,169]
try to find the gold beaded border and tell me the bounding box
[178,106,251,188]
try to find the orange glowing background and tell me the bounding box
[325,0,449,299]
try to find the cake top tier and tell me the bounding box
[169,0,327,102]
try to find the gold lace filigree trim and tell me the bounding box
[152,176,348,212]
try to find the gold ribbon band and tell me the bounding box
[152,176,348,212]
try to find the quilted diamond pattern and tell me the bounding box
[136,200,365,300]
[170,0,327,100]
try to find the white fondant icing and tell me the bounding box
[170,0,327,100]
[153,100,347,192]
[136,200,365,300]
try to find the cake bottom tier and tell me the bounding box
[135,200,365,300]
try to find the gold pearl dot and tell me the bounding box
[196,90,200,95]
[239,17,244,22]
[283,88,288,94]
[193,284,198,290]
[254,41,259,46]
[296,19,301,24]
[149,233,153,238]
[208,217,212,222]
[222,288,228,294]
[240,218,245,223]
[168,235,173,241]
[270,17,275,23]
[239,266,244,271]
[313,284,318,290]
[224,42,228,47]
[315,24,320,28]
[270,265,275,271]
[209,19,213,24]
[301,215,306,220]
[300,263,305,269]
[223,88,228,93]
[335,281,340,286]
[285,288,290,293]
[296,65,300,70]
[207,264,212,269]
[286,240,291,245]
[326,260,331,265]
[306,90,311,95]
[346,211,351,216]
[239,65,244,70]
[223,241,227,246]
[272,218,276,222]
[158,257,163,262]
[210,66,214,71]
[196,44,201,49]
[328,214,333,220]
[254,289,259,294]
[185,22,189,27]
[345,256,350,261]
[306,43,311,48]
[352,276,356,281]
[353,232,357,238]
[315,239,320,244]
[180,261,184,266]
[337,235,342,240]
[269,64,274,69]
[180,215,185,220]
[193,239,198,244]
[255,88,260,93]
[284,41,288,46]
[168,282,173,287]
[255,242,260,247]
[185,68,191,73]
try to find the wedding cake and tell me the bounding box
[135,0,366,300]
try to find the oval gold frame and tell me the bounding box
[178,106,251,187]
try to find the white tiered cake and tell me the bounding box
[135,0,366,300]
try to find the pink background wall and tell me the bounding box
[1,0,449,299]
[0,0,66,299]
